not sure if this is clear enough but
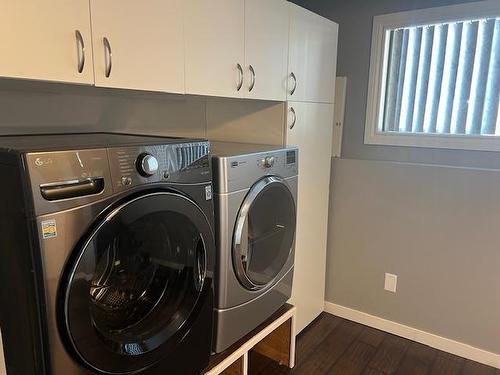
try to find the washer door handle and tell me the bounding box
[40,177,104,201]
[194,239,207,292]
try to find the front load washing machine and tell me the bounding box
[0,133,215,375]
[211,142,298,353]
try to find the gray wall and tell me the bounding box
[292,0,500,170]
[291,0,500,357]
[328,158,500,354]
[0,79,285,144]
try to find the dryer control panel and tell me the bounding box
[211,143,298,194]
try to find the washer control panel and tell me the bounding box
[108,141,210,192]
[24,138,211,215]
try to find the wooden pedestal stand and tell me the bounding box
[203,304,296,375]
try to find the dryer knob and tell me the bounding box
[264,156,275,168]
[137,153,159,176]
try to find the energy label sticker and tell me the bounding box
[205,185,213,201]
[41,219,57,239]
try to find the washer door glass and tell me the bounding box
[61,192,212,374]
[232,176,296,290]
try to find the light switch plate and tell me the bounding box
[384,273,398,293]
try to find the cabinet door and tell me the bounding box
[288,4,338,103]
[0,1,93,84]
[184,0,245,98]
[244,0,289,101]
[91,0,184,93]
[286,102,334,332]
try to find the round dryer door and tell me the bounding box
[233,176,296,291]
[58,192,213,374]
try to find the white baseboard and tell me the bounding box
[324,302,500,369]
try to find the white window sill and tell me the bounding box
[364,131,500,152]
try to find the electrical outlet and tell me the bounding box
[384,273,397,293]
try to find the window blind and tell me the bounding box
[382,18,500,136]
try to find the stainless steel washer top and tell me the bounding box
[210,142,298,353]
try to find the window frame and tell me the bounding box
[364,0,500,152]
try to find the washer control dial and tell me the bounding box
[137,153,159,176]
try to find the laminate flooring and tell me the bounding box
[249,313,498,375]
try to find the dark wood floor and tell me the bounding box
[249,313,499,375]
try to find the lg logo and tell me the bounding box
[34,157,53,167]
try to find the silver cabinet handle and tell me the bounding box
[103,37,112,78]
[289,107,297,130]
[290,72,297,96]
[249,65,256,92]
[236,63,244,91]
[75,30,85,73]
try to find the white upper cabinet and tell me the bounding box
[244,0,289,101]
[184,0,245,98]
[0,1,337,102]
[90,0,185,93]
[288,4,338,103]
[0,0,93,84]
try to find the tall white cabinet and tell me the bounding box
[0,0,93,84]
[288,3,338,103]
[287,102,335,332]
[286,4,338,333]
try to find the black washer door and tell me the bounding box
[233,176,296,291]
[61,192,212,374]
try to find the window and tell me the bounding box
[365,1,500,151]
